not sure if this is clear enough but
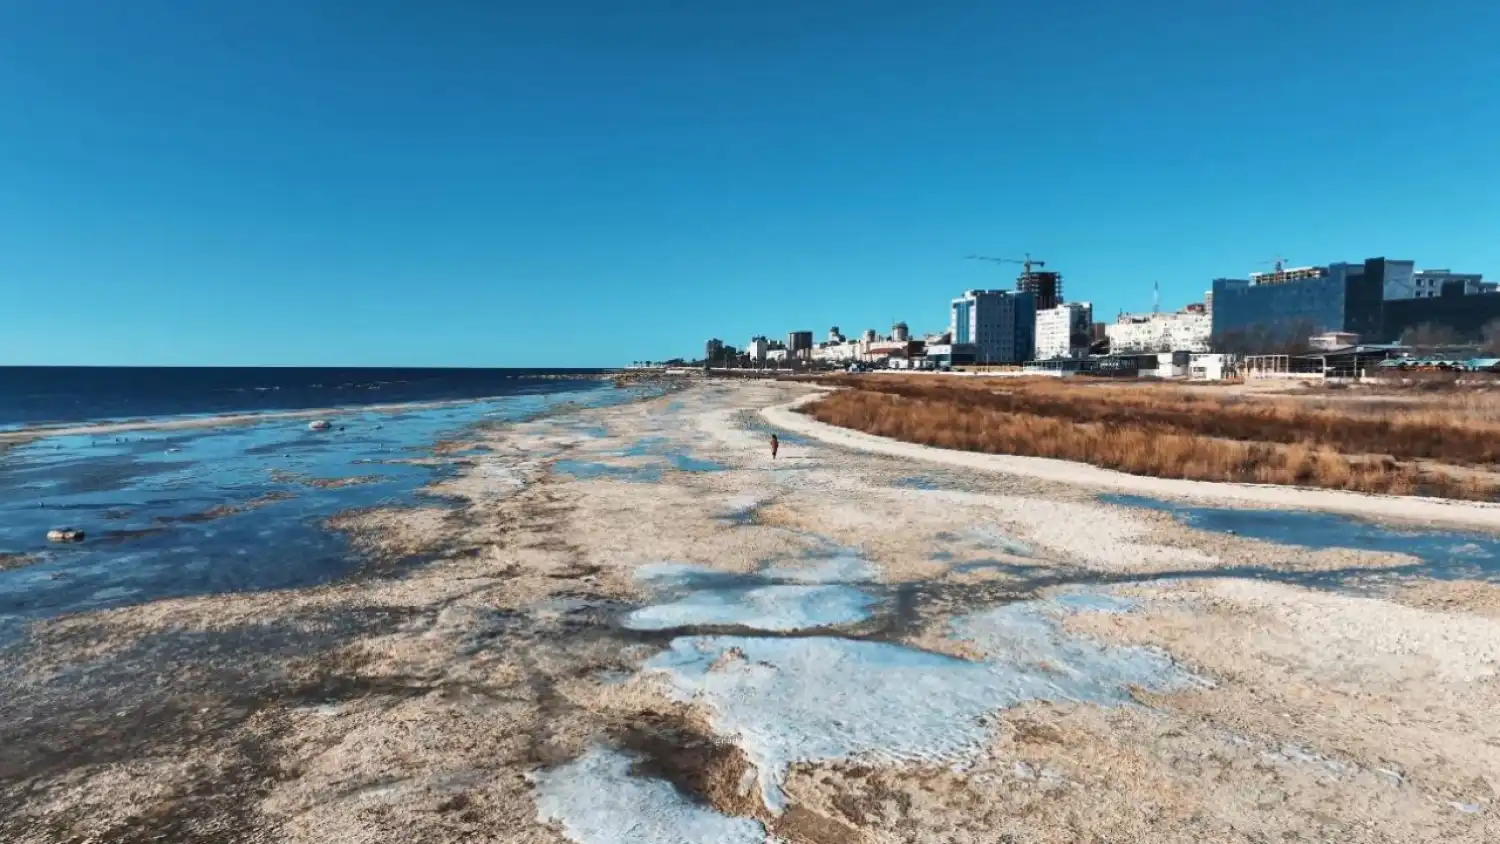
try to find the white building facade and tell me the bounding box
[1034,302,1093,360]
[812,342,858,363]
[1189,353,1234,380]
[1106,311,1211,353]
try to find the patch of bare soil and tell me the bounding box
[782,701,1490,843]
[1393,578,1500,620]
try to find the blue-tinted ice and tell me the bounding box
[645,589,1200,812]
[620,436,727,473]
[625,583,875,632]
[531,747,768,844]
[1102,494,1500,582]
[623,556,877,632]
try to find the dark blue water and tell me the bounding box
[0,378,658,638]
[0,366,611,428]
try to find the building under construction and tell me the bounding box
[1018,270,1063,311]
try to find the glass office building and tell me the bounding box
[1383,292,1500,341]
[1211,258,1393,342]
[950,289,1035,363]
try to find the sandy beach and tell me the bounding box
[4,380,1499,842]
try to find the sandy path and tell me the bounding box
[764,391,1500,531]
[4,381,1497,842]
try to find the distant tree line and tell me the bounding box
[1211,320,1321,357]
[1398,321,1500,356]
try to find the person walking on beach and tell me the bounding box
[770,434,779,460]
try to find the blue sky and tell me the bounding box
[1,1,1496,367]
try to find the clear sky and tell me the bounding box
[1,1,1496,367]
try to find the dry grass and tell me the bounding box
[801,377,1500,500]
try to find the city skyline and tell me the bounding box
[1,2,1496,367]
[717,253,1493,359]
[710,250,1497,367]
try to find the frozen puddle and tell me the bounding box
[762,541,879,584]
[530,747,768,844]
[622,560,876,632]
[643,589,1202,811]
[933,524,1034,558]
[964,525,1034,558]
[626,583,874,632]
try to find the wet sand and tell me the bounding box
[4,381,1499,842]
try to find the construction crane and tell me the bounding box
[966,253,1047,275]
[1258,255,1289,273]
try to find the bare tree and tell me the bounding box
[1479,320,1500,356]
[1400,322,1463,353]
[1213,320,1318,356]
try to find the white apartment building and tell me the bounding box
[1034,302,1093,360]
[1106,310,1211,353]
[746,336,770,363]
[812,342,858,363]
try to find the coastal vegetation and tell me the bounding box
[799,376,1500,500]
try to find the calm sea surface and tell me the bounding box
[0,366,613,428]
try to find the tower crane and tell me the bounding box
[966,253,1047,276]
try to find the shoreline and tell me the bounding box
[7,380,1500,842]
[0,387,617,447]
[763,391,1500,532]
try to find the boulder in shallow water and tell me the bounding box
[46,528,85,542]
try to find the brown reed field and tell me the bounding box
[799,375,1500,499]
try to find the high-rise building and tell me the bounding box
[950,289,1035,364]
[786,331,814,360]
[1034,302,1094,360]
[747,336,769,363]
[705,338,724,365]
[1017,271,1062,311]
[1210,258,1400,343]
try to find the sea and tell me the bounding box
[0,366,647,639]
[0,366,612,429]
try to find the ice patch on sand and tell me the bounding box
[625,583,875,632]
[718,494,767,523]
[964,525,1034,557]
[643,590,1199,812]
[530,747,769,844]
[761,545,878,584]
[626,561,876,632]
